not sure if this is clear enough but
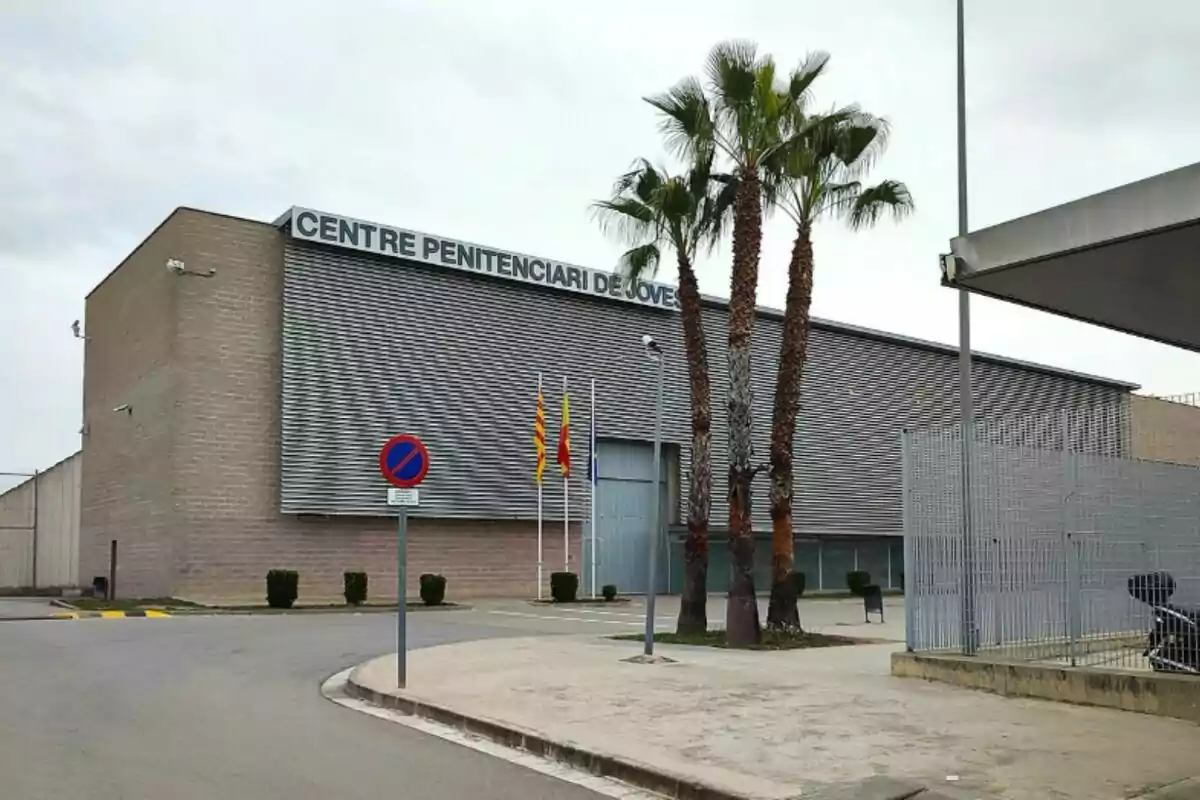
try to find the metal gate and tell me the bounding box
[582,440,668,595]
[903,400,1200,670]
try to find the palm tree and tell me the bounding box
[592,156,734,635]
[646,40,797,646]
[762,60,914,628]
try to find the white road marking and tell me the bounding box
[321,669,663,800]
[484,609,673,628]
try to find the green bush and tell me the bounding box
[792,571,806,598]
[419,573,447,606]
[343,571,368,606]
[551,572,579,603]
[846,571,871,598]
[266,569,299,609]
[601,583,618,601]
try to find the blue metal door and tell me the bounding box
[582,440,668,595]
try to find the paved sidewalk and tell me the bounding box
[468,596,906,642]
[350,635,1200,800]
[0,599,65,620]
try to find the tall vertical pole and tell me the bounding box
[956,0,979,656]
[563,376,570,574]
[31,469,39,590]
[537,373,544,600]
[397,505,408,688]
[590,378,598,599]
[644,353,664,656]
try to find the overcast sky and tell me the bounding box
[3,0,1199,483]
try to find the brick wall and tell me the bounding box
[81,208,581,603]
[80,215,182,598]
[1131,394,1200,467]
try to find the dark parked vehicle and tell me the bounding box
[1127,572,1200,675]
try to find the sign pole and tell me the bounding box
[563,376,570,574]
[590,378,597,599]
[397,504,408,689]
[378,432,428,691]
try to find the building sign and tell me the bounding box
[282,207,680,312]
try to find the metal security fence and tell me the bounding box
[903,398,1200,673]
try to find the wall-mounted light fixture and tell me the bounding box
[166,257,215,278]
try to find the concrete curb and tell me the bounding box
[343,667,938,800]
[343,670,751,800]
[0,609,171,622]
[167,603,473,616]
[891,650,1200,724]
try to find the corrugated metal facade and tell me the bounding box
[280,238,1130,535]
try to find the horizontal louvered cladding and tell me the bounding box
[280,240,1129,532]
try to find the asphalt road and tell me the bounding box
[0,612,606,800]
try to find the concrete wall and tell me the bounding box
[80,209,572,602]
[1131,394,1200,467]
[0,452,81,588]
[80,212,182,598]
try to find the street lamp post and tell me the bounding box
[641,334,665,657]
[956,0,979,655]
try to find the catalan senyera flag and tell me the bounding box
[534,385,547,485]
[557,388,571,478]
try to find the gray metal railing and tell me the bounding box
[904,399,1200,672]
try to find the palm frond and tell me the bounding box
[833,112,891,177]
[590,197,658,247]
[787,50,831,108]
[594,153,735,278]
[644,78,715,163]
[843,179,914,230]
[618,242,663,284]
[612,158,663,201]
[705,40,781,164]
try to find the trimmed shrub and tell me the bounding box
[343,571,368,606]
[846,570,871,598]
[551,571,579,603]
[792,571,806,598]
[419,573,447,606]
[266,569,299,609]
[601,583,618,602]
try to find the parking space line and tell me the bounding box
[485,610,672,627]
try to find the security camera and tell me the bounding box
[70,320,82,338]
[940,253,958,282]
[166,258,186,274]
[112,404,130,414]
[641,334,661,354]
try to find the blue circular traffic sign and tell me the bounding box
[379,434,429,488]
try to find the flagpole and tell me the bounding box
[563,376,570,574]
[590,378,597,598]
[537,372,544,601]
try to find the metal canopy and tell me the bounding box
[942,161,1200,353]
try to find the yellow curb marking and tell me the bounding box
[48,610,174,620]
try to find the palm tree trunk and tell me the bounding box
[675,252,711,635]
[766,226,813,630]
[725,171,764,648]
